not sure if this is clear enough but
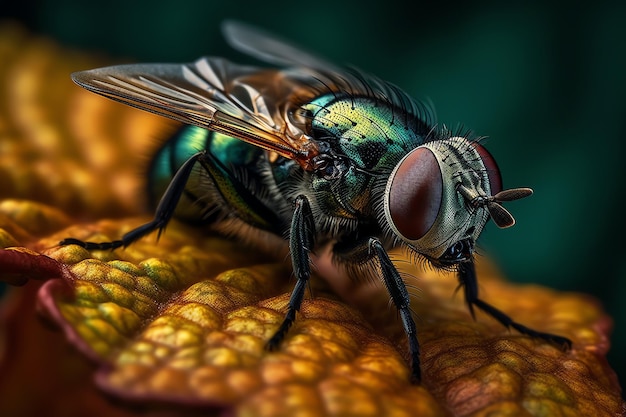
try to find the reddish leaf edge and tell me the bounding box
[0,248,66,286]
[0,248,116,364]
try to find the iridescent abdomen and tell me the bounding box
[147,125,281,231]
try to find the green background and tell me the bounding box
[2,0,625,394]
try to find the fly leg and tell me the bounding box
[60,151,209,250]
[458,260,572,348]
[334,237,421,383]
[266,194,316,350]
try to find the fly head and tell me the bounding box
[383,136,532,267]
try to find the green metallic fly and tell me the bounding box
[61,21,571,383]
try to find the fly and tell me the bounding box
[60,21,572,383]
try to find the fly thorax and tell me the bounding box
[303,94,422,172]
[302,94,425,221]
[383,136,501,264]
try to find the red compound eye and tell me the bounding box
[471,142,502,195]
[388,147,443,240]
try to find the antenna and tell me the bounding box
[458,186,533,228]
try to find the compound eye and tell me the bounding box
[471,142,502,195]
[388,147,443,240]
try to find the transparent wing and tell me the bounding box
[222,20,341,72]
[71,57,319,165]
[71,22,432,168]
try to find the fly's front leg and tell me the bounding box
[458,260,572,349]
[334,237,421,383]
[370,239,421,383]
[60,151,208,250]
[266,194,316,350]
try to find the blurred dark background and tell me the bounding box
[2,0,624,393]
